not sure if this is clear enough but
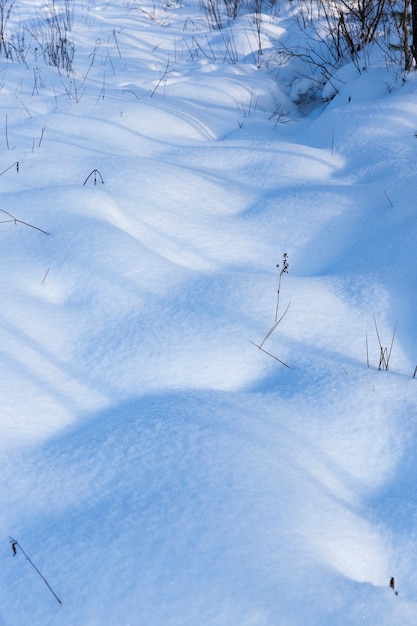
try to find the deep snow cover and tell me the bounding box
[0,0,417,624]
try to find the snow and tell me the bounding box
[0,0,416,624]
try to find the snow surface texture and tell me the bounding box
[0,0,416,624]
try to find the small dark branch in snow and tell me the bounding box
[9,537,62,605]
[373,314,397,371]
[122,89,140,99]
[95,72,106,105]
[251,254,291,366]
[38,127,46,148]
[83,169,104,185]
[113,29,122,58]
[387,320,398,369]
[84,47,98,82]
[373,314,385,370]
[15,96,32,119]
[259,299,291,349]
[383,189,394,207]
[248,340,290,368]
[150,56,173,97]
[0,208,49,235]
[274,253,289,323]
[0,161,19,177]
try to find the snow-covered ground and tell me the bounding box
[0,0,417,624]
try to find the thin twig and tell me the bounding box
[387,320,398,369]
[95,72,106,105]
[249,340,290,368]
[383,189,393,207]
[150,56,173,97]
[84,46,98,82]
[38,127,46,147]
[122,89,139,99]
[83,169,104,185]
[113,28,121,57]
[15,96,32,119]
[9,537,62,605]
[0,161,19,177]
[373,313,385,370]
[260,300,291,349]
[274,253,289,322]
[373,313,397,370]
[0,208,49,235]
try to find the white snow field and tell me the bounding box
[0,0,417,624]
